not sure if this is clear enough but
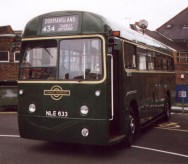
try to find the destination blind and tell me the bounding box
[41,15,79,33]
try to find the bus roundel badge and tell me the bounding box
[44,85,70,100]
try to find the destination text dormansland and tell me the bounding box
[44,16,78,25]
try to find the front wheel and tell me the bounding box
[125,106,140,146]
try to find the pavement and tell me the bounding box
[171,106,188,113]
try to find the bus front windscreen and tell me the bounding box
[20,40,57,80]
[20,38,103,81]
[59,38,103,80]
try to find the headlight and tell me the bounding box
[81,128,89,137]
[80,105,89,116]
[29,104,36,113]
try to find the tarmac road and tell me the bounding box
[0,112,188,164]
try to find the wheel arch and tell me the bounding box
[129,99,139,120]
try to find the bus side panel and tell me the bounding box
[123,71,154,125]
[123,70,175,126]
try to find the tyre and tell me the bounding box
[125,105,140,146]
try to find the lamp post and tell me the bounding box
[181,74,185,114]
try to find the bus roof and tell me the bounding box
[23,11,109,38]
[22,10,174,55]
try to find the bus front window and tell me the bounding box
[59,38,103,80]
[20,40,57,80]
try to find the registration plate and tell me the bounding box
[46,110,68,117]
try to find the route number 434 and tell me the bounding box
[42,25,55,32]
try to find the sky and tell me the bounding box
[0,0,187,31]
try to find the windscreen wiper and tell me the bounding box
[44,47,53,58]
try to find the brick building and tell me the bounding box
[157,7,188,85]
[143,7,188,103]
[0,25,21,80]
[130,7,188,103]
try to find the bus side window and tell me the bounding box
[167,56,174,71]
[137,47,147,70]
[162,55,167,70]
[147,51,155,70]
[124,42,136,69]
[155,53,163,70]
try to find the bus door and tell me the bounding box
[108,39,122,139]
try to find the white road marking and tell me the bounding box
[1,134,188,158]
[155,122,188,133]
[0,135,20,138]
[156,127,188,133]
[0,112,17,115]
[132,145,188,158]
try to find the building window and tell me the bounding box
[166,24,172,29]
[177,53,188,62]
[14,51,20,62]
[177,53,180,62]
[0,51,9,62]
[183,25,188,30]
